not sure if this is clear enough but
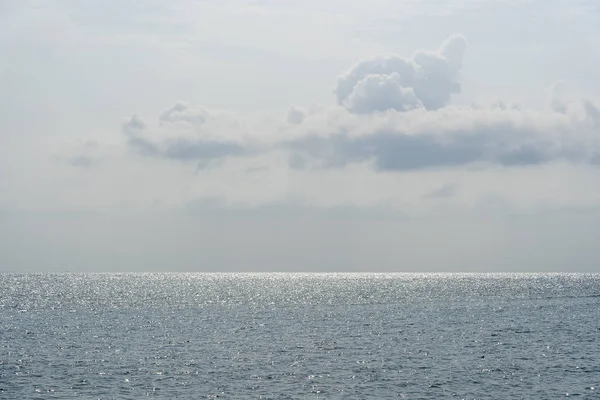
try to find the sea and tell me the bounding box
[1,273,599,399]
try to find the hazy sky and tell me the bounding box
[1,0,600,272]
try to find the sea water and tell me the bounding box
[1,273,599,399]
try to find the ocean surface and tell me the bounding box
[1,273,599,399]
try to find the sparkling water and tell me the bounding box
[1,273,599,399]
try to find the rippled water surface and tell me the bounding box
[1,273,599,399]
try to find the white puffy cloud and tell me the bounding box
[335,34,466,113]
[342,73,422,114]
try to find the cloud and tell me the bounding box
[285,104,600,171]
[123,114,160,157]
[122,112,252,163]
[112,34,600,174]
[159,102,211,127]
[123,114,146,132]
[121,97,600,173]
[68,156,94,168]
[335,34,466,113]
[424,184,458,199]
[343,73,422,114]
[57,140,107,169]
[162,138,246,161]
[584,100,600,126]
[286,106,306,125]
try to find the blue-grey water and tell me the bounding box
[1,273,599,399]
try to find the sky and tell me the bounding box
[1,0,600,272]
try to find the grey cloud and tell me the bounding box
[424,184,458,199]
[550,83,600,131]
[121,99,600,172]
[286,132,481,171]
[122,113,250,163]
[285,120,586,172]
[185,196,404,220]
[118,74,600,173]
[123,114,146,132]
[549,81,570,113]
[286,106,306,125]
[584,100,600,126]
[196,159,223,173]
[159,102,210,127]
[495,145,550,167]
[163,138,246,161]
[128,136,160,157]
[68,156,94,168]
[547,82,598,125]
[123,115,160,157]
[335,35,466,113]
[63,141,103,168]
[288,152,309,169]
